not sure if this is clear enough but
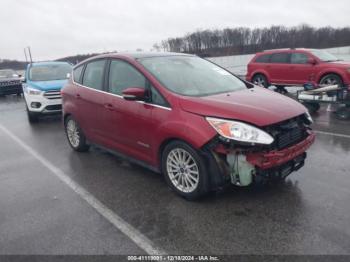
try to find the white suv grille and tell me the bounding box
[43,90,61,100]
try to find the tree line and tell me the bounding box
[3,24,350,70]
[153,24,350,57]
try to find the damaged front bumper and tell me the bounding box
[207,130,315,187]
[246,131,315,170]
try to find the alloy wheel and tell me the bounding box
[253,76,266,87]
[66,119,80,148]
[322,77,339,86]
[166,148,200,193]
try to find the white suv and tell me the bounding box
[23,62,72,123]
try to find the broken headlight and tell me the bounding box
[206,117,274,145]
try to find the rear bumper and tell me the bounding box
[246,131,315,170]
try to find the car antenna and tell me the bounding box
[27,46,33,64]
[23,48,28,63]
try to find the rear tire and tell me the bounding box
[65,116,90,152]
[161,140,209,200]
[252,74,269,88]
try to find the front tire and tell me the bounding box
[161,141,209,200]
[320,74,343,87]
[65,116,90,152]
[26,107,39,124]
[252,74,269,88]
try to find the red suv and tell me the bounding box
[247,48,350,91]
[62,53,315,200]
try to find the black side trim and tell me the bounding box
[90,143,160,174]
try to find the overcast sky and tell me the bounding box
[1,0,349,61]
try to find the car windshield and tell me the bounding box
[138,56,246,97]
[310,50,339,62]
[0,69,17,78]
[29,63,72,81]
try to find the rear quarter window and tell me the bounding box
[255,54,270,63]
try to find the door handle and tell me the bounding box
[104,103,115,111]
[75,94,81,99]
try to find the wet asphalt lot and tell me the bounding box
[0,93,349,256]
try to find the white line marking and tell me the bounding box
[0,124,166,255]
[314,130,350,139]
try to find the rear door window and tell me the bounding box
[290,53,309,64]
[270,53,290,64]
[82,60,106,90]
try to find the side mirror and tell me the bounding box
[122,87,146,101]
[307,58,317,65]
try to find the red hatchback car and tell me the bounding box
[247,48,350,91]
[62,53,315,200]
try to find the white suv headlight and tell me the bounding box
[206,117,274,145]
[305,111,313,124]
[25,87,42,95]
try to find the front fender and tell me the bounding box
[316,68,348,84]
[153,111,217,165]
[157,113,216,149]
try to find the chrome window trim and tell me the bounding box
[71,77,172,111]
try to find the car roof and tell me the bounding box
[86,52,194,61]
[73,52,196,68]
[258,48,314,55]
[123,52,193,59]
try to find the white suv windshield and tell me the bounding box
[29,64,72,81]
[139,56,246,97]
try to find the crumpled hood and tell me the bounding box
[179,87,307,127]
[28,79,68,91]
